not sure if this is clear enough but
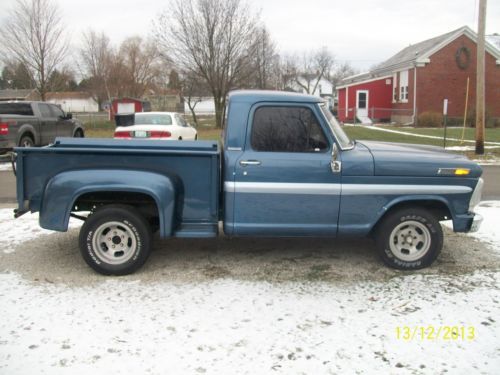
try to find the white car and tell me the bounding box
[114,112,198,140]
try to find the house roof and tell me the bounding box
[0,89,37,100]
[339,26,500,88]
[45,91,93,100]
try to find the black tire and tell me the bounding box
[19,135,34,147]
[374,207,443,270]
[79,205,152,275]
[194,135,198,140]
[74,129,84,138]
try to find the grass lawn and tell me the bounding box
[378,125,500,143]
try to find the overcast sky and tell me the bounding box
[0,0,499,71]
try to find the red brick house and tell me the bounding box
[337,26,500,125]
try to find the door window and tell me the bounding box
[250,106,328,153]
[357,92,367,109]
[39,104,53,118]
[50,105,64,118]
[175,114,188,127]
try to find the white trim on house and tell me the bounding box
[337,75,392,90]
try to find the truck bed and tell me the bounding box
[15,137,221,236]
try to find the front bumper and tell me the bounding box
[469,213,483,233]
[453,212,483,233]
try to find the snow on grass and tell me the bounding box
[0,162,12,171]
[365,126,500,146]
[0,207,500,373]
[0,209,81,254]
[469,201,500,251]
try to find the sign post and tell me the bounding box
[443,99,448,149]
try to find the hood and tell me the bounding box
[357,140,482,178]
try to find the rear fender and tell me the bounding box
[17,123,39,145]
[40,169,178,237]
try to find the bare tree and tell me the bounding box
[330,61,358,89]
[155,0,258,128]
[181,71,211,128]
[249,26,278,89]
[79,30,114,109]
[118,36,163,98]
[294,47,334,95]
[0,0,69,100]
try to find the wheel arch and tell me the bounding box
[40,169,179,237]
[17,124,38,145]
[369,196,453,236]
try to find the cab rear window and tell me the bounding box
[0,103,34,116]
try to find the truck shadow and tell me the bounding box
[1,227,497,285]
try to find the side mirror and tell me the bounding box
[66,112,73,120]
[330,143,342,173]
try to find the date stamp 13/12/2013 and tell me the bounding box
[395,326,475,341]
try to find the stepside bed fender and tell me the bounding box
[39,169,178,236]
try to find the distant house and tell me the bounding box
[337,26,500,125]
[183,97,215,115]
[45,92,99,113]
[0,89,39,102]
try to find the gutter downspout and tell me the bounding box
[412,64,418,125]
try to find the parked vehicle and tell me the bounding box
[114,112,197,140]
[13,91,483,275]
[0,101,84,153]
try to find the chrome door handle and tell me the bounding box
[239,160,261,166]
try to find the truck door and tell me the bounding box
[231,103,341,236]
[38,103,57,145]
[50,104,73,137]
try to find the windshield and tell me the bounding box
[134,113,172,126]
[318,103,353,149]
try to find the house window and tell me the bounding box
[392,73,398,102]
[399,70,409,102]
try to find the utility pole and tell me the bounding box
[475,0,487,155]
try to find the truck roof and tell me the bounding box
[228,90,324,104]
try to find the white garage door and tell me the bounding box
[117,103,135,114]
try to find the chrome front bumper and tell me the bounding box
[470,213,483,233]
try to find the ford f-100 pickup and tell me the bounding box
[13,90,484,275]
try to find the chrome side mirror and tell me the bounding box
[330,143,342,173]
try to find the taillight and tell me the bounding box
[149,131,171,138]
[0,122,10,135]
[114,131,132,138]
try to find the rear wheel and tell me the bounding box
[79,205,152,275]
[374,207,443,270]
[19,135,34,147]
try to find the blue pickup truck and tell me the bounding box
[13,91,484,275]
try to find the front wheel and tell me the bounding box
[79,205,152,275]
[374,207,443,270]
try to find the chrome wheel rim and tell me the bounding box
[389,220,431,262]
[22,139,32,147]
[92,221,137,265]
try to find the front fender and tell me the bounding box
[40,169,177,237]
[369,194,455,232]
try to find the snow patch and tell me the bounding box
[0,209,81,254]
[0,162,12,171]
